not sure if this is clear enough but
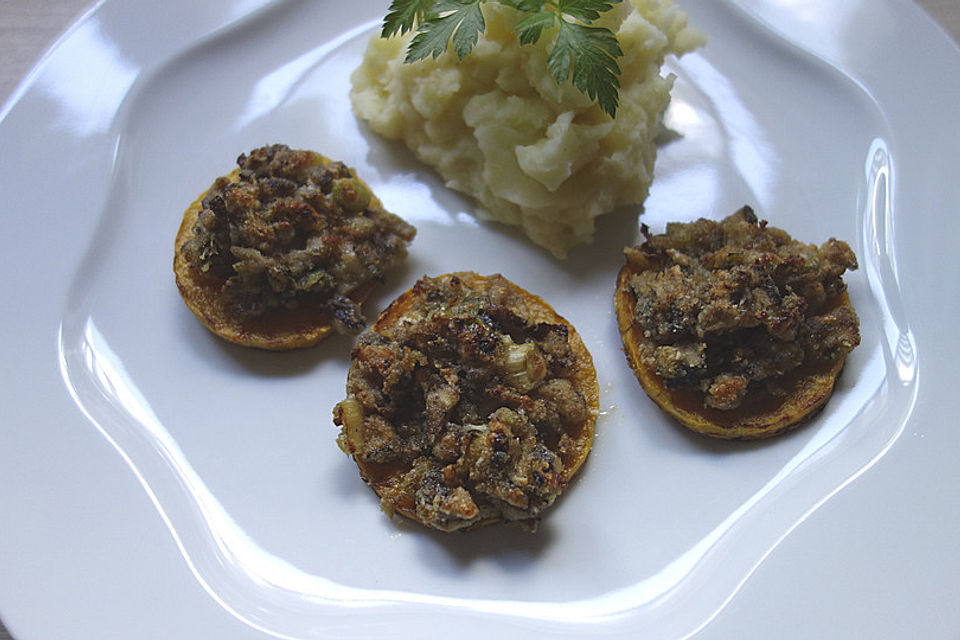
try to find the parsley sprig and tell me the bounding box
[381,0,624,117]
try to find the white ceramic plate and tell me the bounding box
[2,0,959,638]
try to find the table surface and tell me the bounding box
[0,0,958,639]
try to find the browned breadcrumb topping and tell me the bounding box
[334,273,593,532]
[625,206,860,411]
[179,144,415,334]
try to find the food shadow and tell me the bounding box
[357,121,647,282]
[176,302,354,378]
[560,203,644,280]
[405,512,557,573]
[653,402,819,456]
[359,130,524,239]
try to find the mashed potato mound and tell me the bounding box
[350,0,704,257]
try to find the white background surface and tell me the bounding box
[1,1,958,639]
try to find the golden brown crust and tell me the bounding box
[339,272,599,531]
[615,259,851,440]
[174,164,385,350]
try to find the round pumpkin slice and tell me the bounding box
[174,144,415,350]
[334,272,599,532]
[614,206,861,440]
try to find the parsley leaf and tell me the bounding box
[555,0,617,23]
[549,21,622,116]
[382,0,625,116]
[504,0,546,12]
[406,0,486,61]
[382,0,436,38]
[514,11,555,45]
